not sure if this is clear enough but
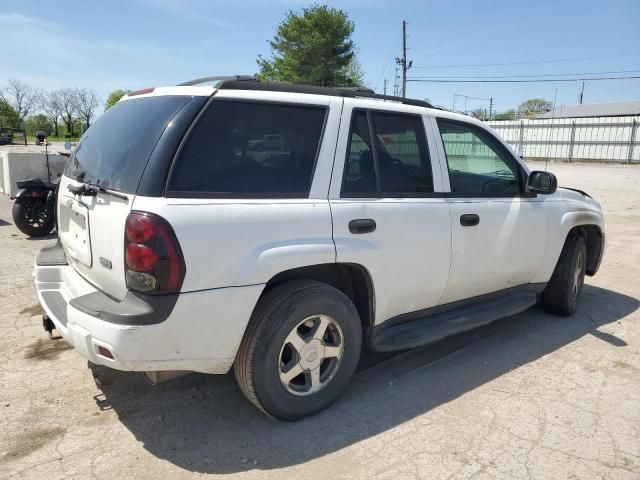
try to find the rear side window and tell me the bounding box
[342,110,433,196]
[168,100,327,197]
[64,96,191,193]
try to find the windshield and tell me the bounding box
[64,95,191,193]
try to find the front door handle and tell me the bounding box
[460,214,480,227]
[349,219,376,234]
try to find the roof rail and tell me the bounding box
[178,75,258,87]
[215,80,434,108]
[177,76,434,108]
[334,86,376,94]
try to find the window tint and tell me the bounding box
[169,101,327,196]
[343,111,375,194]
[438,119,521,195]
[342,110,433,196]
[64,96,191,193]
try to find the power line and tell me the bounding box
[454,93,492,101]
[407,75,640,83]
[373,36,401,92]
[410,70,640,80]
[410,53,640,69]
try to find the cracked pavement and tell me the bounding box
[1,162,639,479]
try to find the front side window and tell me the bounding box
[342,110,433,196]
[168,100,327,197]
[437,119,521,195]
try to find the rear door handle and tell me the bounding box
[460,214,480,227]
[349,219,376,234]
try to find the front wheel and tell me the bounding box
[12,201,55,237]
[541,231,587,316]
[234,280,362,420]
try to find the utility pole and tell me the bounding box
[579,81,585,104]
[489,97,493,120]
[393,66,399,96]
[395,20,412,98]
[401,20,407,97]
[383,78,388,96]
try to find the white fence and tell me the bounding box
[486,116,640,164]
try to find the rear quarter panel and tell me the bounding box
[131,197,336,291]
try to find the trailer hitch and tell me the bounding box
[42,314,61,340]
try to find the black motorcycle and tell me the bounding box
[11,150,69,237]
[11,178,58,237]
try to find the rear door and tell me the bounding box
[59,95,195,300]
[154,91,339,292]
[432,116,548,304]
[329,100,451,325]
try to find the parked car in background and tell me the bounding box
[0,127,13,145]
[33,77,605,420]
[35,130,47,145]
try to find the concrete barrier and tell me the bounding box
[0,150,68,196]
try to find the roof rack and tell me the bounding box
[177,75,434,109]
[177,75,258,86]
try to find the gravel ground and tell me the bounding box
[0,162,639,480]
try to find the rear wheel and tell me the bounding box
[541,231,587,316]
[234,280,362,420]
[12,201,55,237]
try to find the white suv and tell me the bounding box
[34,77,605,420]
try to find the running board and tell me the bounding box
[370,291,539,352]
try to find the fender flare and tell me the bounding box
[532,209,604,283]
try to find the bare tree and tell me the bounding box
[40,91,63,138]
[73,88,100,130]
[0,79,41,128]
[58,88,78,137]
[469,108,489,121]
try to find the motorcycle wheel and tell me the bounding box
[12,201,55,237]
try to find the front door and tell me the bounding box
[432,117,548,304]
[329,101,452,325]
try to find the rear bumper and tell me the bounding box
[34,242,264,374]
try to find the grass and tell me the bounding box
[25,136,80,144]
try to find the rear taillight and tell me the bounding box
[124,212,185,294]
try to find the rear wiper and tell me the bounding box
[67,183,98,196]
[67,183,128,201]
[95,185,129,201]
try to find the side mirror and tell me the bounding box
[527,170,557,195]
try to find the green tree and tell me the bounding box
[257,4,363,87]
[494,109,517,121]
[0,79,41,128]
[517,98,552,118]
[24,114,53,136]
[0,99,19,128]
[104,89,130,111]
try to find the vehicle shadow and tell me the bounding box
[25,232,57,241]
[96,285,638,474]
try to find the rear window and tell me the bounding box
[64,96,191,193]
[167,100,327,197]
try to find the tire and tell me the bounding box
[12,201,55,237]
[541,231,587,316]
[234,280,362,420]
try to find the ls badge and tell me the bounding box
[99,257,112,270]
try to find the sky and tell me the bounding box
[0,0,639,116]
